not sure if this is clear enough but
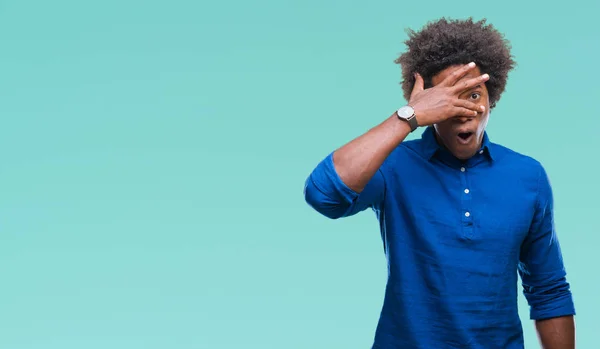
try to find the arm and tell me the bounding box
[331,113,412,194]
[518,165,576,348]
[303,115,411,219]
[304,63,488,219]
[535,315,575,349]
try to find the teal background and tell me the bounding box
[0,0,597,348]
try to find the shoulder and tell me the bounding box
[491,142,542,167]
[490,142,548,184]
[377,137,436,188]
[382,137,428,168]
[399,137,426,154]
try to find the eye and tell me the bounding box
[469,92,481,100]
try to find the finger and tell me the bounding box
[410,73,424,99]
[451,73,490,94]
[451,106,480,118]
[440,62,477,87]
[453,99,486,113]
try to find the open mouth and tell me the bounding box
[457,132,474,144]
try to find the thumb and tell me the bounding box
[410,73,424,98]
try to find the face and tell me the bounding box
[431,65,490,160]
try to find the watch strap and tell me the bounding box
[405,113,418,132]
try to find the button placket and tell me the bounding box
[459,165,473,238]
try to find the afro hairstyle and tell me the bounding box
[395,17,516,109]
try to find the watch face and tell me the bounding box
[397,106,414,119]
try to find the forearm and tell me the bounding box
[535,315,575,349]
[333,113,411,193]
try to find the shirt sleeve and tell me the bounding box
[518,164,576,320]
[303,152,385,219]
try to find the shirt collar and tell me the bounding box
[420,126,494,162]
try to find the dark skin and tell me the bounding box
[332,62,575,348]
[428,65,490,160]
[535,316,575,349]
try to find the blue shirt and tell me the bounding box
[304,126,575,349]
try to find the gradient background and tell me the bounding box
[0,0,598,348]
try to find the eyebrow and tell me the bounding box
[460,85,483,97]
[464,84,483,93]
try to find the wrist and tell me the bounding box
[381,113,412,144]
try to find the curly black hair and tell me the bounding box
[395,17,516,109]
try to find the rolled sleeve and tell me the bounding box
[518,165,575,320]
[304,152,385,219]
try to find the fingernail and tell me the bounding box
[480,105,485,111]
[482,74,489,79]
[468,62,475,67]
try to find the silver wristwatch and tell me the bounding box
[396,105,419,132]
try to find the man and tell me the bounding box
[303,18,575,348]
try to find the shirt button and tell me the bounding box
[465,212,471,217]
[460,167,466,172]
[479,150,484,154]
[464,189,470,194]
